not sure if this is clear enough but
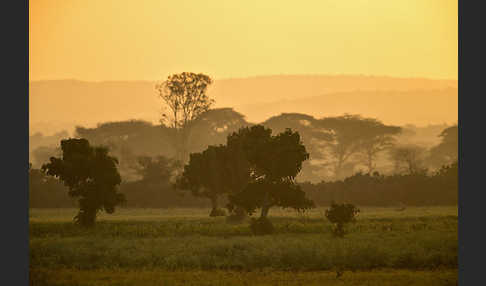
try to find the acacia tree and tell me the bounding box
[317,115,370,179]
[41,138,125,226]
[356,121,401,173]
[227,125,314,224]
[155,72,214,163]
[318,114,401,179]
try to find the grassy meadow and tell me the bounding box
[29,207,458,285]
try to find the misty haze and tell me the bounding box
[29,1,458,285]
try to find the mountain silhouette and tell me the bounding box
[29,75,457,135]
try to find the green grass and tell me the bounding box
[29,206,457,222]
[30,268,458,286]
[29,207,457,285]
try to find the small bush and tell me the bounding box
[250,217,275,235]
[209,208,227,217]
[325,202,360,237]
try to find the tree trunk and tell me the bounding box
[367,152,374,174]
[335,160,343,180]
[260,192,271,218]
[210,195,218,210]
[260,205,270,218]
[75,207,98,227]
[178,126,193,164]
[209,196,225,217]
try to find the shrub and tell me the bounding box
[250,217,275,235]
[325,202,360,237]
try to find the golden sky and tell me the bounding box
[29,0,457,81]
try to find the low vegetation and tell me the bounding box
[30,268,458,286]
[325,202,360,237]
[30,207,457,285]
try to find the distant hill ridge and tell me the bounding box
[29,75,457,135]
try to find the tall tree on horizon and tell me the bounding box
[155,72,214,163]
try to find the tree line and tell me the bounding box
[30,114,457,183]
[29,72,458,230]
[29,74,457,182]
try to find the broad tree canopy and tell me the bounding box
[227,125,314,218]
[42,138,125,226]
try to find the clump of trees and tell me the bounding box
[177,125,315,234]
[42,138,125,227]
[33,111,457,186]
[325,202,360,237]
[29,72,457,213]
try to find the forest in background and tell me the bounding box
[29,109,457,209]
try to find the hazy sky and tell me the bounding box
[30,0,457,81]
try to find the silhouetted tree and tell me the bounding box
[390,144,427,174]
[262,113,333,182]
[316,115,365,179]
[75,120,177,181]
[42,138,125,226]
[155,72,214,162]
[227,126,314,225]
[325,202,360,237]
[187,108,250,154]
[318,114,401,178]
[356,121,401,173]
[176,145,230,216]
[428,125,458,169]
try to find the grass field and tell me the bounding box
[29,207,458,285]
